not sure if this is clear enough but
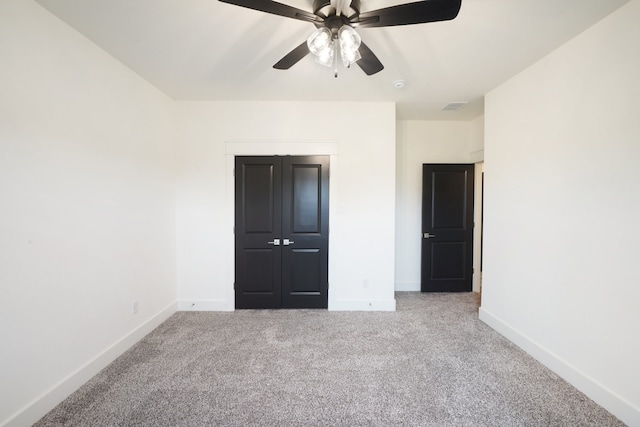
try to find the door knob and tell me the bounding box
[423,233,436,239]
[268,239,280,246]
[283,239,294,246]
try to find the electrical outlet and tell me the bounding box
[132,301,139,315]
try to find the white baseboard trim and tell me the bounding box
[2,302,177,427]
[178,299,397,312]
[329,298,396,311]
[177,299,234,311]
[395,281,420,292]
[479,307,640,427]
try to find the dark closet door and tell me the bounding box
[421,164,474,292]
[235,157,282,308]
[235,156,329,309]
[281,156,329,308]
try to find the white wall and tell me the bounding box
[481,0,640,425]
[395,118,484,291]
[175,101,397,311]
[0,1,177,425]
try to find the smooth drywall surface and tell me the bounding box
[395,120,483,291]
[175,101,397,311]
[481,0,640,424]
[0,1,177,425]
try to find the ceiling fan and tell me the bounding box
[218,0,462,76]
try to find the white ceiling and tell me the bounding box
[35,0,630,120]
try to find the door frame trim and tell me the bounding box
[225,142,339,311]
[472,162,484,293]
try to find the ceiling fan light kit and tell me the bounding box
[307,25,362,76]
[219,0,462,76]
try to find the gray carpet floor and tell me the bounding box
[36,292,625,426]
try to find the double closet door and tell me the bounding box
[235,156,329,309]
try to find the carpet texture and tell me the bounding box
[36,293,624,426]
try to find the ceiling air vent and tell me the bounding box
[442,102,468,111]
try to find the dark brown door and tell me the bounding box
[235,156,329,308]
[421,164,474,292]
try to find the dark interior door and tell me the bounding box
[421,164,474,292]
[235,156,329,309]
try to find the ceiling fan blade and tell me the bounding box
[218,0,319,24]
[273,41,310,70]
[356,41,384,75]
[356,0,461,28]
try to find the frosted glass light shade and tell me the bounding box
[307,28,333,56]
[340,46,361,66]
[338,26,361,53]
[315,41,335,67]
